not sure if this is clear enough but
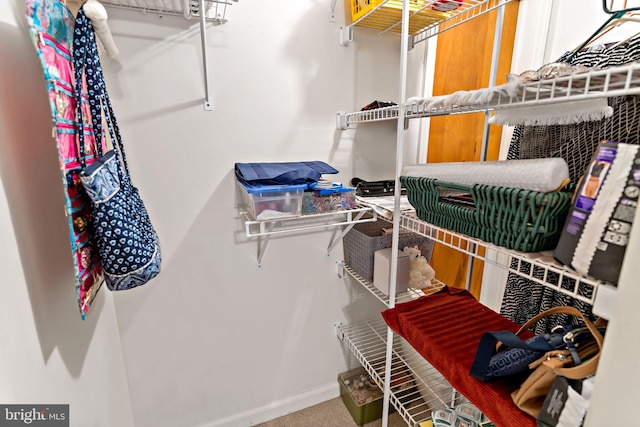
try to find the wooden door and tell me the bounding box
[426,2,520,299]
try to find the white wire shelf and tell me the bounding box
[337,261,446,307]
[100,0,237,23]
[336,319,467,427]
[337,62,640,129]
[399,213,606,306]
[242,207,376,238]
[345,0,514,46]
[240,207,377,267]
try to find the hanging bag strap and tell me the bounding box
[73,7,130,176]
[470,306,604,381]
[529,307,604,380]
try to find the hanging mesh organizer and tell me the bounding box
[500,34,640,332]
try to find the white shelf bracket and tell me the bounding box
[339,25,353,47]
[336,112,350,130]
[334,322,344,340]
[256,234,270,268]
[199,0,213,111]
[336,261,345,279]
[329,0,338,22]
[256,221,275,268]
[326,210,372,255]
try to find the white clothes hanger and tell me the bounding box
[83,0,119,58]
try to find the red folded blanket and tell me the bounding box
[381,286,536,427]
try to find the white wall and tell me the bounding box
[1,1,426,427]
[15,1,636,426]
[100,3,427,426]
[102,3,427,426]
[0,1,135,426]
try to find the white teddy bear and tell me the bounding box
[402,245,436,288]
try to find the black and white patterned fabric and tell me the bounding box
[73,7,161,290]
[501,34,640,328]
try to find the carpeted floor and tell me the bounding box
[255,396,406,427]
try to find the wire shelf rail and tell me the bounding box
[336,319,466,426]
[400,213,604,306]
[337,261,446,307]
[338,62,640,129]
[346,0,515,45]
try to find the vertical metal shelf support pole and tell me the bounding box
[381,1,410,426]
[199,0,213,111]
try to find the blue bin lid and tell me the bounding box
[238,178,308,194]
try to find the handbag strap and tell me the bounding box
[73,7,130,175]
[469,329,558,381]
[470,306,604,381]
[522,306,604,380]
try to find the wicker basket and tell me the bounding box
[343,220,433,282]
[400,176,573,252]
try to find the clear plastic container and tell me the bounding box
[237,179,307,221]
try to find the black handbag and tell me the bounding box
[73,8,161,290]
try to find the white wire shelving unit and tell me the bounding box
[240,206,377,267]
[399,213,605,306]
[337,0,515,47]
[336,319,467,427]
[99,0,236,23]
[342,195,615,313]
[99,0,239,110]
[336,1,629,425]
[337,262,446,307]
[338,62,640,129]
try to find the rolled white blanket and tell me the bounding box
[401,158,570,192]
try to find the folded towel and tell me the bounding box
[489,98,613,126]
[407,81,520,111]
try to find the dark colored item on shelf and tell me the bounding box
[536,375,591,427]
[554,140,640,285]
[351,177,406,197]
[470,323,579,382]
[401,176,573,252]
[360,100,398,111]
[470,307,605,384]
[234,161,338,186]
[511,307,603,419]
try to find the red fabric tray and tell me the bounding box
[381,287,536,427]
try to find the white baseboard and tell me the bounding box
[200,382,340,427]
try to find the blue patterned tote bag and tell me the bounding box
[73,8,161,290]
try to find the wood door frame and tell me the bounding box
[425,2,520,299]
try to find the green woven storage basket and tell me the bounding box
[400,176,573,252]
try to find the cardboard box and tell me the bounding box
[373,247,409,295]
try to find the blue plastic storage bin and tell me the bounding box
[237,179,307,220]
